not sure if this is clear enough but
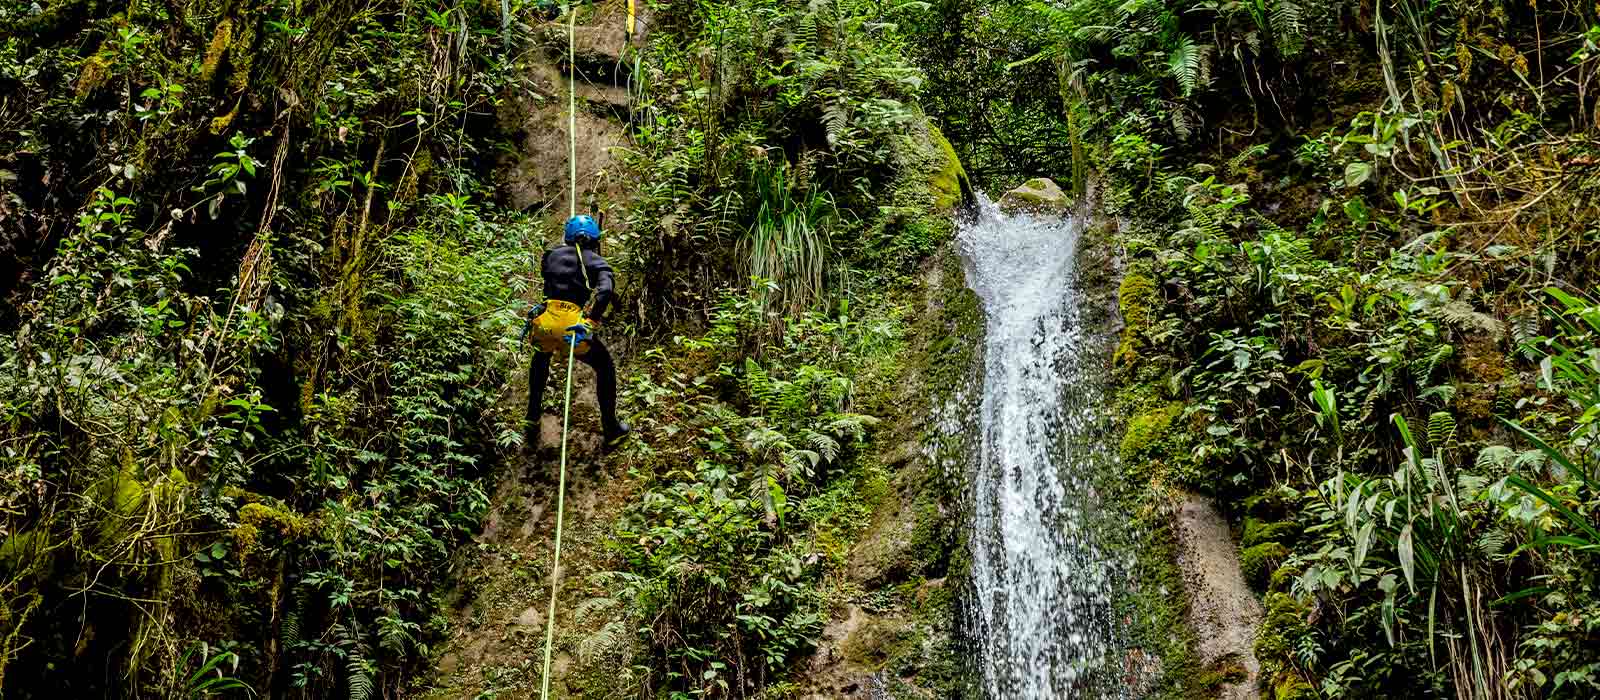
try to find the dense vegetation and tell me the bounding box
[902,0,1600,697]
[7,0,1600,697]
[2,0,544,695]
[2,0,965,697]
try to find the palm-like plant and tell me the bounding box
[739,161,840,317]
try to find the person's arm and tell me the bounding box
[537,248,552,299]
[586,250,615,322]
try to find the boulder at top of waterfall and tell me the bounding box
[999,177,1070,215]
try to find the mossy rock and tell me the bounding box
[925,125,972,213]
[1255,592,1316,700]
[998,177,1069,215]
[1115,267,1160,371]
[1120,401,1183,462]
[1241,517,1299,548]
[1239,541,1289,589]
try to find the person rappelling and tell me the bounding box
[522,214,631,453]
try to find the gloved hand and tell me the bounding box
[564,322,592,347]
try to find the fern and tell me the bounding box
[573,596,621,625]
[1474,445,1514,471]
[745,358,776,411]
[1475,527,1510,558]
[1427,411,1457,452]
[1434,300,1505,338]
[1510,311,1542,360]
[803,429,840,462]
[346,649,373,700]
[579,620,630,663]
[1167,34,1209,97]
[281,584,307,644]
[1270,0,1306,57]
[821,102,850,146]
[1229,144,1270,175]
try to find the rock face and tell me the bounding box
[499,2,649,217]
[998,177,1070,215]
[1174,493,1264,700]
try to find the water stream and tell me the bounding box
[959,196,1126,698]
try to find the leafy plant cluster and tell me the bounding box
[890,0,1600,696]
[616,0,938,330]
[592,285,896,698]
[1074,3,1600,697]
[1,1,543,696]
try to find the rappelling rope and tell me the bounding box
[537,4,583,699]
[538,334,577,700]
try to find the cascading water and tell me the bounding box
[959,195,1126,699]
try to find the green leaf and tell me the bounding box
[1505,474,1600,542]
[1353,520,1376,575]
[1499,416,1600,495]
[1397,524,1416,594]
[1344,161,1373,188]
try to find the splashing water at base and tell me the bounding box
[960,196,1125,698]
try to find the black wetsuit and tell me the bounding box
[527,243,624,444]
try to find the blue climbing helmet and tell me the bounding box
[564,215,601,245]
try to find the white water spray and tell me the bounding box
[960,196,1125,698]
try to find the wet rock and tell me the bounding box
[998,177,1070,215]
[1173,493,1263,700]
[515,606,544,628]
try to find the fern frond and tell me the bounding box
[579,620,631,663]
[1427,411,1457,451]
[346,651,373,700]
[1168,35,1207,96]
[821,102,850,146]
[1474,445,1514,471]
[573,597,621,625]
[744,358,776,410]
[804,430,840,462]
[1434,300,1505,338]
[282,584,308,644]
[1475,527,1510,558]
[1270,0,1305,56]
[1512,449,1548,470]
[1510,312,1542,360]
[744,426,791,456]
[782,449,822,474]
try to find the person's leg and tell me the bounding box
[578,338,629,444]
[526,351,552,446]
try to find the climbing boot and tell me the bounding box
[602,421,632,453]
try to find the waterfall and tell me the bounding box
[959,195,1126,698]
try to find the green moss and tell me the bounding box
[75,51,112,97]
[1241,517,1299,548]
[1195,659,1249,691]
[1120,401,1182,462]
[0,531,49,576]
[227,18,258,93]
[239,501,313,541]
[1239,542,1289,589]
[841,615,916,668]
[200,18,234,83]
[925,125,970,213]
[1115,267,1160,371]
[98,458,148,542]
[1255,593,1317,700]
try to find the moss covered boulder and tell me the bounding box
[998,177,1069,215]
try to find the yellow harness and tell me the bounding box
[528,299,593,356]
